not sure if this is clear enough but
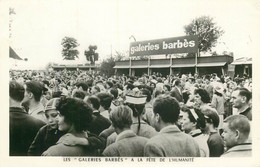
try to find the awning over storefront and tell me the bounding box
[113,65,130,69]
[150,64,171,68]
[131,65,148,69]
[171,64,195,68]
[197,62,226,67]
[231,57,252,65]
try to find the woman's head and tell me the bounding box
[194,88,211,106]
[58,98,93,133]
[180,108,206,133]
[109,105,133,131]
[45,98,60,129]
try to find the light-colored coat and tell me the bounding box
[221,143,252,157]
[144,125,200,157]
[103,130,148,156]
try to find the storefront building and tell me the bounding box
[114,55,233,77]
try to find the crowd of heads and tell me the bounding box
[9,69,252,157]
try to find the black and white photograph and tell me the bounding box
[1,0,260,166]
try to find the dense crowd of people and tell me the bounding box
[9,69,252,157]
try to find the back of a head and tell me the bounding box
[25,81,44,102]
[109,105,133,129]
[110,88,118,99]
[153,95,180,124]
[96,92,113,110]
[87,96,100,110]
[73,90,86,100]
[224,115,250,140]
[201,107,219,128]
[76,82,88,92]
[59,98,93,132]
[9,81,25,102]
[194,88,211,104]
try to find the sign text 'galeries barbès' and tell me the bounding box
[129,35,198,56]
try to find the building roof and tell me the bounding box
[231,57,252,65]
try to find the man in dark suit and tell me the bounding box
[170,79,184,103]
[9,81,45,156]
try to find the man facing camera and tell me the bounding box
[144,95,200,157]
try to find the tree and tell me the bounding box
[100,57,115,77]
[84,45,99,65]
[61,37,79,60]
[184,16,224,55]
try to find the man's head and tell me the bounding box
[222,115,250,149]
[22,81,44,105]
[152,95,180,131]
[96,92,113,111]
[9,81,25,103]
[230,88,251,109]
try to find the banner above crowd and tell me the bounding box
[129,35,198,56]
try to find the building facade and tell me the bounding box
[114,55,233,77]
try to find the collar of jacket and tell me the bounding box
[189,129,202,137]
[224,143,252,154]
[159,125,181,134]
[115,130,136,142]
[10,107,26,113]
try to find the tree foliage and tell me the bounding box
[84,45,99,65]
[100,57,115,77]
[184,16,224,54]
[61,37,79,60]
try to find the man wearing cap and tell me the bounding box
[10,81,45,156]
[22,81,47,123]
[144,95,200,157]
[221,115,251,157]
[230,88,252,121]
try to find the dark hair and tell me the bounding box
[153,95,180,123]
[110,88,118,99]
[9,81,25,102]
[175,79,181,86]
[126,103,145,134]
[106,81,113,88]
[194,88,211,103]
[76,82,89,91]
[58,98,93,132]
[87,96,100,110]
[201,107,220,128]
[73,90,86,100]
[141,88,151,102]
[25,81,44,102]
[154,90,163,98]
[164,84,171,91]
[235,87,252,102]
[96,92,113,110]
[183,108,206,129]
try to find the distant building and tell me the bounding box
[49,60,100,71]
[231,57,252,77]
[114,55,233,77]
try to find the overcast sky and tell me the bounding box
[9,0,260,69]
